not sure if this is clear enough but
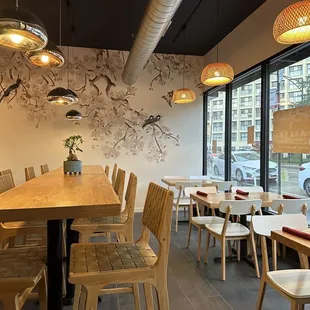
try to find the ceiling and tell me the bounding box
[3,0,266,56]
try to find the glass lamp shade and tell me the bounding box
[24,41,64,67]
[273,0,310,44]
[0,6,48,51]
[201,62,234,87]
[172,88,196,104]
[47,87,79,106]
[66,110,82,120]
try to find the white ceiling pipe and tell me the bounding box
[122,0,183,85]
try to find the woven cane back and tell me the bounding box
[114,169,125,203]
[0,174,14,193]
[112,163,118,187]
[105,165,109,178]
[0,169,15,187]
[25,166,36,181]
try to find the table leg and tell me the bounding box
[47,220,63,310]
[63,219,79,305]
[240,214,255,268]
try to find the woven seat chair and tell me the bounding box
[40,164,49,175]
[111,163,118,187]
[104,165,109,177]
[25,166,36,182]
[0,245,47,310]
[69,182,174,310]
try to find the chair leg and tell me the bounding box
[143,283,154,310]
[73,284,81,310]
[272,240,277,271]
[133,283,141,310]
[290,301,299,310]
[155,281,169,310]
[37,270,47,310]
[79,232,92,243]
[186,223,192,248]
[256,278,267,310]
[283,244,287,259]
[204,232,211,263]
[221,239,226,281]
[197,228,202,262]
[175,206,179,232]
[227,240,232,257]
[250,233,260,278]
[237,240,241,261]
[2,295,20,310]
[84,285,100,310]
[213,236,216,247]
[78,286,87,310]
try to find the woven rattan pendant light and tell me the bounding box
[201,0,234,87]
[173,30,196,104]
[274,0,310,44]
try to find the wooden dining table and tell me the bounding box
[0,165,121,310]
[161,177,214,187]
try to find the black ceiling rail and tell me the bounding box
[172,0,207,43]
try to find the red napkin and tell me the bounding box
[282,194,300,199]
[196,190,208,197]
[282,226,310,241]
[236,189,249,196]
[235,196,245,200]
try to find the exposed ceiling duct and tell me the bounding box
[122,0,183,85]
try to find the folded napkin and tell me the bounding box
[282,194,300,199]
[282,226,310,241]
[234,196,245,200]
[196,190,208,197]
[236,189,249,196]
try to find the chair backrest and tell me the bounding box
[219,199,263,215]
[252,214,308,237]
[211,181,237,192]
[175,181,202,190]
[140,183,174,268]
[163,176,188,179]
[40,164,49,175]
[0,169,15,187]
[189,176,210,180]
[114,168,125,203]
[123,173,138,224]
[112,163,118,187]
[184,186,217,197]
[25,166,36,181]
[105,165,109,178]
[0,174,14,193]
[231,186,264,193]
[271,198,309,215]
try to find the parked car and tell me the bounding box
[298,162,310,197]
[213,151,278,182]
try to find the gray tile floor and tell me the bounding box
[23,213,309,310]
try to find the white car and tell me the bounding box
[213,151,278,182]
[298,162,310,197]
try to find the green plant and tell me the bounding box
[64,135,84,161]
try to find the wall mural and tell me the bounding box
[0,47,202,163]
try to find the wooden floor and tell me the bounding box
[22,212,310,310]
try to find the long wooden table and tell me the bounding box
[0,165,121,310]
[161,177,214,187]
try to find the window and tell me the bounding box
[232,110,237,119]
[212,111,223,121]
[271,81,277,88]
[255,132,260,141]
[232,121,237,131]
[289,65,303,77]
[289,78,303,90]
[255,108,260,117]
[255,83,261,93]
[289,91,302,103]
[213,122,223,132]
[307,63,310,75]
[213,133,223,142]
[232,98,237,108]
[240,120,252,131]
[213,100,224,109]
[240,133,248,141]
[232,89,237,97]
[255,95,261,105]
[232,133,237,141]
[240,97,252,107]
[255,120,261,130]
[240,109,252,119]
[240,84,253,95]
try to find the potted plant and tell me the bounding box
[63,135,84,175]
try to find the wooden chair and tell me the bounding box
[105,165,109,177]
[174,181,202,232]
[185,186,223,261]
[111,163,118,187]
[204,199,262,281]
[211,181,237,192]
[231,186,264,193]
[40,164,49,175]
[252,214,310,310]
[113,168,126,203]
[0,169,15,187]
[69,182,174,310]
[71,172,137,243]
[25,166,36,182]
[0,246,47,310]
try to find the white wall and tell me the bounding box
[204,0,296,76]
[0,47,203,210]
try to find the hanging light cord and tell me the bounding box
[183,30,185,89]
[16,0,19,8]
[216,0,219,62]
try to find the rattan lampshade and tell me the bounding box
[274,0,310,44]
[24,41,64,67]
[201,62,234,87]
[173,88,196,104]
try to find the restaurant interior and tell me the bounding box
[0,0,309,309]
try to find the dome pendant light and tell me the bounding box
[273,0,310,44]
[201,0,234,87]
[24,41,65,67]
[66,109,82,120]
[173,29,196,104]
[0,0,48,51]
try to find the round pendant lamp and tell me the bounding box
[273,0,310,44]
[0,1,48,51]
[47,87,78,106]
[201,62,234,87]
[173,88,196,104]
[66,109,82,120]
[24,41,64,67]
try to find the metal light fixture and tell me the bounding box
[201,0,234,87]
[48,87,78,106]
[24,41,64,67]
[273,0,310,44]
[66,109,82,120]
[0,0,48,51]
